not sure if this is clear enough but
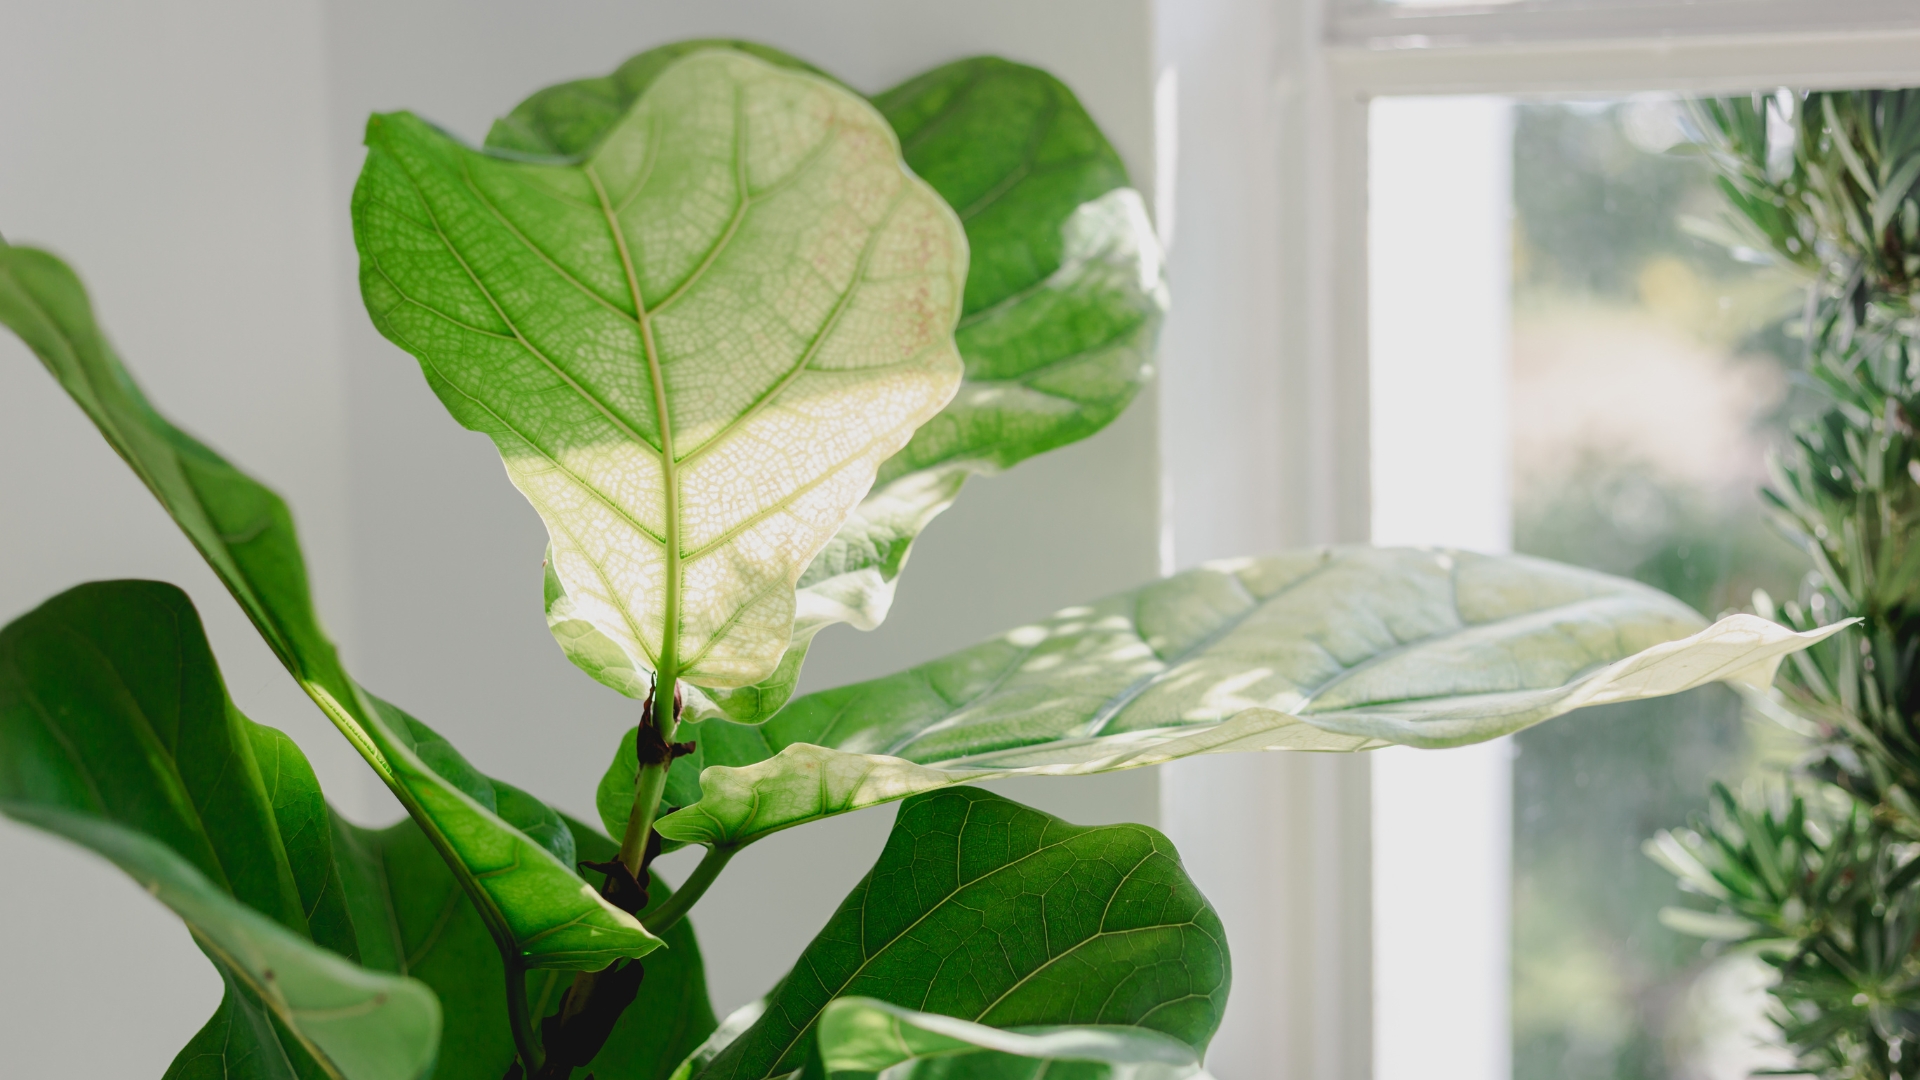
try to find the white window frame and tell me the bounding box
[1154,3,1920,1077]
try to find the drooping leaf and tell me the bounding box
[0,241,656,970]
[649,548,1853,847]
[11,808,442,1080]
[693,788,1227,1080]
[494,45,1162,724]
[334,813,717,1080]
[0,581,438,1080]
[0,581,335,949]
[809,998,1214,1080]
[354,49,967,692]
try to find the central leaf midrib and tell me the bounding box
[1295,589,1655,713]
[367,288,670,551]
[587,153,682,681]
[446,161,665,458]
[887,558,1335,760]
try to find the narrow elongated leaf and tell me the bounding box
[334,813,717,1080]
[0,581,438,1080]
[355,49,966,691]
[491,45,1162,723]
[0,242,656,969]
[12,807,441,1080]
[811,998,1213,1080]
[651,548,1853,847]
[695,788,1227,1080]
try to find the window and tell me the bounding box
[1154,3,1920,1076]
[1369,88,1810,1079]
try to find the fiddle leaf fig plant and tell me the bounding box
[0,40,1852,1080]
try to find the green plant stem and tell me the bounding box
[503,955,544,1075]
[618,674,679,875]
[642,843,736,934]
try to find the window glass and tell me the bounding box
[1508,95,1805,1079]
[1371,90,1818,1080]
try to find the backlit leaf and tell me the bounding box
[355,49,966,690]
[651,548,1852,847]
[811,998,1214,1080]
[491,46,1161,723]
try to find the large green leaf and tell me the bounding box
[485,41,836,157]
[809,998,1214,1080]
[794,57,1164,644]
[693,788,1227,1080]
[0,241,656,970]
[644,548,1853,848]
[354,48,966,692]
[0,581,438,1080]
[334,813,717,1080]
[487,45,1162,724]
[14,807,442,1080]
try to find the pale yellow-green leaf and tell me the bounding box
[355,50,967,689]
[815,998,1214,1080]
[655,548,1852,847]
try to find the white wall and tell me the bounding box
[0,1,352,1074]
[0,0,1167,1072]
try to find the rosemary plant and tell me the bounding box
[1654,89,1920,1077]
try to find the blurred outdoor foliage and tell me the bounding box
[1508,96,1809,1080]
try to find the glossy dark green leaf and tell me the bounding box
[809,998,1214,1080]
[0,240,657,970]
[693,788,1228,1080]
[0,581,438,1080]
[652,548,1849,847]
[14,807,442,1080]
[334,813,718,1080]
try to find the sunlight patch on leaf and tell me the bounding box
[356,50,967,690]
[654,548,1852,847]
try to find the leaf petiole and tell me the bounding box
[504,955,545,1076]
[619,678,683,875]
[642,843,737,935]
